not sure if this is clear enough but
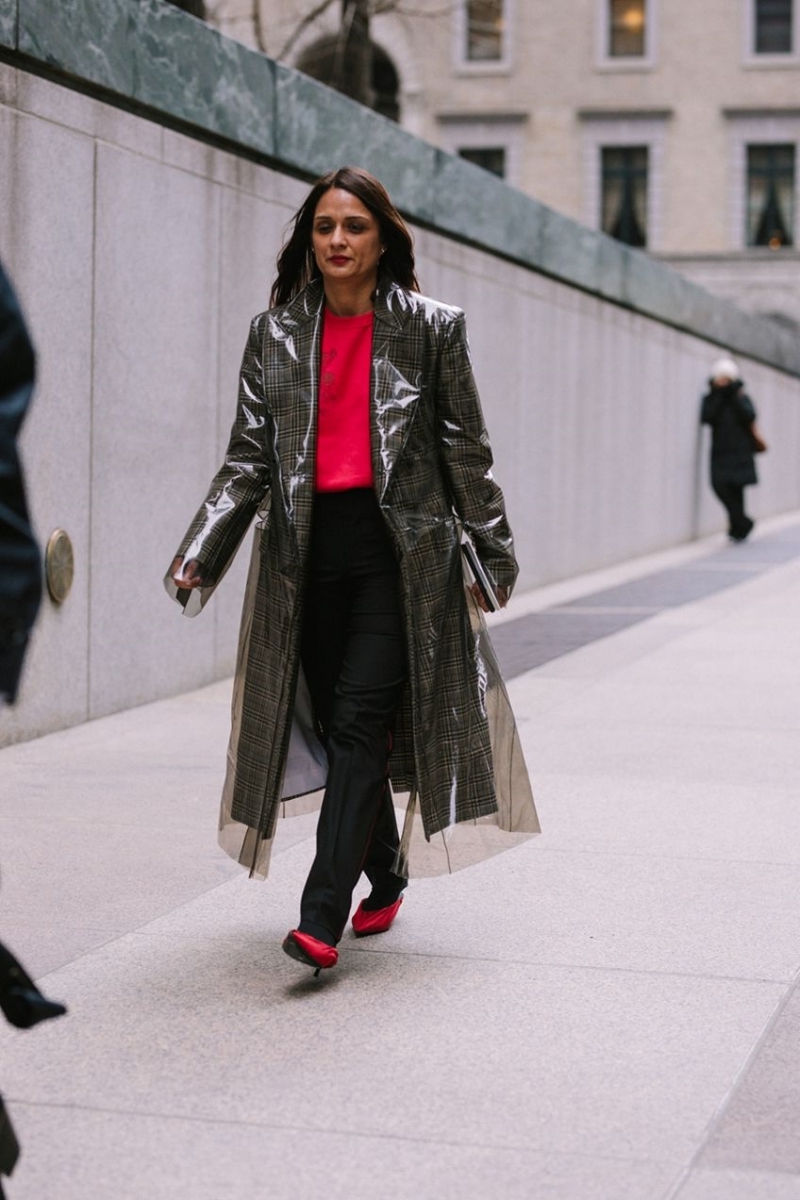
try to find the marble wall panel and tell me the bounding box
[0,92,11,231]
[15,68,163,160]
[208,180,293,676]
[89,142,221,717]
[161,127,239,188]
[733,359,800,519]
[0,109,94,745]
[233,159,305,208]
[0,60,16,106]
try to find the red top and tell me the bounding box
[315,309,375,492]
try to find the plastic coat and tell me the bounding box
[166,279,539,878]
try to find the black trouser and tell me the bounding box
[298,489,407,946]
[711,477,753,540]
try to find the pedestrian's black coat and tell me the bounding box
[700,380,758,488]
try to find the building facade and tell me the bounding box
[206,0,800,326]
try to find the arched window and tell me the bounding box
[296,36,401,122]
[371,45,400,123]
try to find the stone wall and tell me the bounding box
[1,0,799,744]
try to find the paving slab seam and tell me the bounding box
[519,842,800,870]
[660,971,800,1200]
[686,563,766,573]
[544,605,663,614]
[346,945,791,986]
[0,1096,681,1170]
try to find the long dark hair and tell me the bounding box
[270,166,419,307]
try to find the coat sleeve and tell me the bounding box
[0,264,42,702]
[434,311,518,593]
[166,316,270,608]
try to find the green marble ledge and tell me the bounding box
[3,0,799,375]
[15,0,277,157]
[0,0,16,49]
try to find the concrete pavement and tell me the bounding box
[2,512,800,1200]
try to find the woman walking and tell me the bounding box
[166,166,538,973]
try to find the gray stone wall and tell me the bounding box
[1,0,799,745]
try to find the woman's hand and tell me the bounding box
[469,582,509,613]
[170,556,205,589]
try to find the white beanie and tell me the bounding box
[711,356,740,381]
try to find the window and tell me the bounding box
[725,113,800,247]
[438,114,525,186]
[465,0,504,62]
[747,144,795,246]
[754,0,793,53]
[458,147,506,177]
[601,146,648,246]
[609,0,646,56]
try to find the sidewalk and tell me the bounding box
[2,513,800,1200]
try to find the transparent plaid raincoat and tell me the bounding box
[165,279,539,878]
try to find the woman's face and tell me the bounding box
[311,188,383,293]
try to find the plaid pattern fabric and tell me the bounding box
[171,280,534,841]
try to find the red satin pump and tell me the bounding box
[351,896,404,937]
[282,930,338,973]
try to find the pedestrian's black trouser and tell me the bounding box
[298,488,408,946]
[711,477,752,540]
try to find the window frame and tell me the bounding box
[746,142,796,246]
[601,145,650,247]
[454,0,513,74]
[458,146,508,178]
[743,0,799,64]
[595,0,657,70]
[725,113,800,248]
[437,113,527,187]
[580,114,668,250]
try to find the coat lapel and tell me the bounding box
[262,282,324,561]
[371,284,421,503]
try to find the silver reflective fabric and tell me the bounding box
[165,279,539,879]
